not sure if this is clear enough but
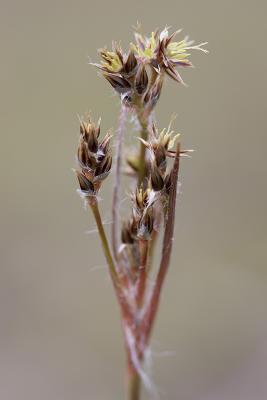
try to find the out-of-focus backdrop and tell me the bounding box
[1,0,267,399]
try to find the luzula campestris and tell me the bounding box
[75,26,207,400]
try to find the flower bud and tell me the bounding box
[94,154,112,182]
[137,210,154,240]
[154,144,167,171]
[86,130,98,153]
[104,74,131,94]
[135,64,149,95]
[123,51,138,75]
[98,132,112,160]
[77,140,90,167]
[76,170,95,195]
[76,116,113,194]
[151,165,164,191]
[135,186,151,211]
[144,76,163,109]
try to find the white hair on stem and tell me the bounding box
[124,325,160,399]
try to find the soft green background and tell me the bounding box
[1,0,267,399]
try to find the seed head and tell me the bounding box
[76,116,112,195]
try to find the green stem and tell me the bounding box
[88,197,135,327]
[88,197,118,284]
[128,368,141,400]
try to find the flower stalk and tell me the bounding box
[88,197,118,283]
[128,367,141,400]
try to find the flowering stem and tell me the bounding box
[137,118,149,186]
[88,197,134,325]
[128,366,141,400]
[112,105,127,260]
[141,143,181,344]
[139,126,148,184]
[136,239,148,308]
[134,93,150,186]
[89,197,118,282]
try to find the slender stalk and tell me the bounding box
[112,105,127,260]
[137,120,149,185]
[141,143,181,344]
[136,239,148,308]
[147,229,158,272]
[128,367,141,400]
[89,197,118,283]
[134,93,151,186]
[88,197,134,325]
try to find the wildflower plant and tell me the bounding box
[75,26,207,400]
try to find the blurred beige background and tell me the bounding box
[1,0,267,399]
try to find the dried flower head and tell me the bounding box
[139,119,180,169]
[133,27,208,84]
[98,43,124,74]
[76,116,112,196]
[91,26,207,114]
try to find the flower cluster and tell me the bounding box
[132,28,208,84]
[92,27,208,108]
[120,122,182,273]
[76,117,112,196]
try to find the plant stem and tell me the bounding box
[134,95,150,186]
[88,197,134,325]
[141,143,181,344]
[112,105,127,260]
[138,122,148,185]
[136,239,148,308]
[128,367,141,400]
[89,197,118,283]
[147,229,158,272]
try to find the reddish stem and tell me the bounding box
[141,143,181,344]
[136,239,149,309]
